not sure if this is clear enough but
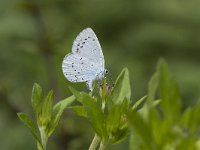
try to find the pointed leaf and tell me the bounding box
[111,68,131,104]
[69,86,84,103]
[106,105,122,133]
[81,93,106,139]
[110,128,129,144]
[158,59,181,120]
[127,111,155,150]
[17,113,42,147]
[130,131,144,150]
[131,95,147,111]
[184,104,200,133]
[31,83,43,119]
[41,90,53,126]
[147,72,159,102]
[71,106,87,118]
[48,95,75,136]
[106,100,128,134]
[152,99,161,107]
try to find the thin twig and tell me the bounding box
[89,134,101,150]
[99,141,106,150]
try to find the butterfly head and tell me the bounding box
[103,69,114,87]
[105,69,109,75]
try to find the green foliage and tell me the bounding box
[70,105,87,118]
[131,95,147,111]
[158,59,181,121]
[70,68,145,149]
[17,83,75,150]
[17,113,42,148]
[128,59,200,150]
[2,0,200,149]
[48,95,75,136]
[17,60,200,150]
[69,87,107,141]
[111,68,131,104]
[41,90,53,126]
[32,83,44,121]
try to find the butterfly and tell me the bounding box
[62,28,108,91]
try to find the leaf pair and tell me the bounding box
[17,83,75,150]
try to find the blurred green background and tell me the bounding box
[1,0,200,149]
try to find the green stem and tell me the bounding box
[89,134,101,150]
[37,142,43,150]
[99,141,106,150]
[39,126,48,150]
[101,101,106,112]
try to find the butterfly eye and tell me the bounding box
[105,69,109,74]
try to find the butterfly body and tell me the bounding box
[62,28,105,91]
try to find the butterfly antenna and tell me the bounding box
[108,71,115,87]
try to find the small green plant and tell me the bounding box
[17,83,75,150]
[128,59,200,150]
[17,59,200,150]
[69,68,146,150]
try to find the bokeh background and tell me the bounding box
[1,0,200,149]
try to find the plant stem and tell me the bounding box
[37,142,43,150]
[101,101,106,112]
[39,126,48,150]
[99,141,106,150]
[89,134,101,150]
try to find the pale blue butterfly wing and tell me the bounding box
[62,28,105,90]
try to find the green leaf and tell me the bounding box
[181,104,200,134]
[41,90,53,126]
[106,100,129,144]
[110,128,129,144]
[127,111,155,150]
[106,100,128,134]
[147,72,159,102]
[106,105,122,134]
[111,68,131,104]
[130,131,145,150]
[48,95,75,136]
[71,106,87,118]
[152,99,161,107]
[69,86,84,103]
[31,83,43,120]
[81,93,106,140]
[131,95,147,111]
[17,113,42,147]
[158,59,181,121]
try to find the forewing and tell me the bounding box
[72,28,104,70]
[62,53,99,82]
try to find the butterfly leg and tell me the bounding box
[86,81,93,92]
